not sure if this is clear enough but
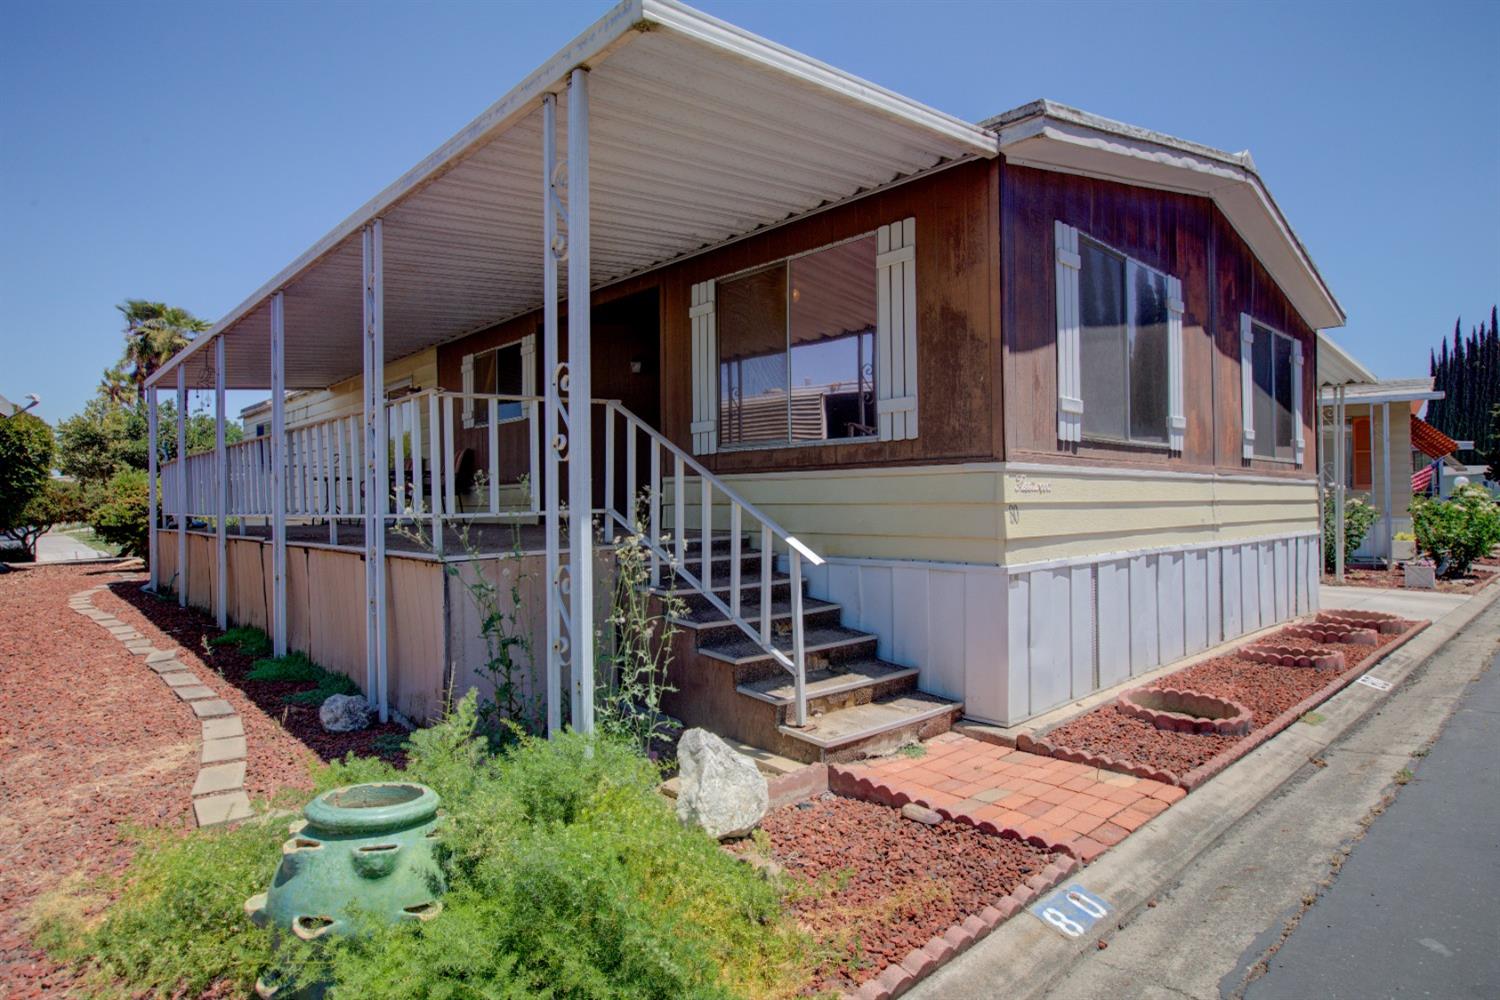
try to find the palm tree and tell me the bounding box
[98,363,134,407]
[117,299,210,402]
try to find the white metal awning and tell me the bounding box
[148,0,997,392]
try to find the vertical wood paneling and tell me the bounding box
[824,563,861,627]
[1205,545,1223,645]
[1028,569,1071,714]
[924,570,967,701]
[1239,543,1260,632]
[859,566,895,662]
[1128,555,1159,675]
[1222,545,1243,638]
[1005,575,1031,723]
[890,566,929,669]
[1156,551,1186,663]
[962,570,1009,724]
[1258,542,1275,627]
[1096,559,1131,689]
[1183,549,1208,654]
[1273,539,1290,621]
[1069,564,1094,698]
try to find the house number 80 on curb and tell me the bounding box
[1030,884,1112,939]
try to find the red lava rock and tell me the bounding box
[0,565,409,993]
[729,795,1056,995]
[1038,619,1404,779]
[1097,939,1109,950]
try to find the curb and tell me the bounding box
[906,580,1500,1000]
[69,588,252,827]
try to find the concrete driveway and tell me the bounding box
[1320,583,1470,621]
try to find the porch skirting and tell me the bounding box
[799,531,1321,727]
[154,531,606,726]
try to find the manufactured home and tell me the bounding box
[147,0,1346,760]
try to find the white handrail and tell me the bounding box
[604,401,823,727]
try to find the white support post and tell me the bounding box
[362,220,390,723]
[566,67,594,736]
[176,365,187,608]
[270,293,288,655]
[1382,401,1393,569]
[147,387,159,590]
[542,91,564,736]
[1334,386,1346,583]
[214,336,228,629]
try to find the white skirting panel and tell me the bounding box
[800,532,1320,728]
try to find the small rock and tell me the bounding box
[901,802,944,826]
[675,728,768,840]
[319,693,372,733]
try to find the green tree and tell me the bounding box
[90,468,151,559]
[6,480,91,557]
[117,300,209,403]
[0,413,55,555]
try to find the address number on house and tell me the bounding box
[1029,884,1112,939]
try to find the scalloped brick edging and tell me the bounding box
[1239,642,1346,670]
[1116,686,1253,736]
[1317,609,1406,634]
[843,853,1081,1000]
[1017,618,1431,792]
[1282,622,1380,646]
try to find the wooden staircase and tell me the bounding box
[655,535,963,763]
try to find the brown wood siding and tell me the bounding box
[1000,161,1316,478]
[436,159,1003,476]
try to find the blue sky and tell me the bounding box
[3,0,1495,424]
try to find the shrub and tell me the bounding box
[37,692,813,999]
[247,651,360,705]
[4,479,90,557]
[208,625,273,659]
[89,468,151,558]
[1409,484,1500,577]
[1322,493,1380,571]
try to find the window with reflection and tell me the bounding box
[718,235,877,448]
[1078,236,1169,445]
[1252,321,1296,461]
[470,341,525,425]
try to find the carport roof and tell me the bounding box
[146,0,998,392]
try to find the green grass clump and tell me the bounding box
[208,625,272,658]
[36,692,817,999]
[247,651,361,705]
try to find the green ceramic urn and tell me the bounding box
[246,782,445,942]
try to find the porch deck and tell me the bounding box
[207,521,555,559]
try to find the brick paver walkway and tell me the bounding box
[831,732,1185,861]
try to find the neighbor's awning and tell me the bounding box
[1410,415,1459,460]
[146,0,997,393]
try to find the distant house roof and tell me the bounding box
[1317,377,1442,406]
[982,99,1345,331]
[1316,332,1377,386]
[1410,415,1459,460]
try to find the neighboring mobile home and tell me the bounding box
[147,0,1345,759]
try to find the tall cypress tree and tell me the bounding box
[1426,307,1500,460]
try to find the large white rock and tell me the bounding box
[675,728,768,840]
[319,693,372,733]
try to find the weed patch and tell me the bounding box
[208,625,272,658]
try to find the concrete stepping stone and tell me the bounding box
[194,791,253,827]
[147,657,186,674]
[160,671,199,688]
[203,716,244,740]
[191,699,236,718]
[174,685,217,702]
[125,641,155,655]
[193,761,246,797]
[146,649,177,664]
[202,736,248,764]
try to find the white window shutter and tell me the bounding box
[461,353,476,429]
[690,280,717,455]
[519,334,537,396]
[1054,221,1083,443]
[876,217,918,441]
[1166,275,1185,454]
[1240,314,1255,460]
[1290,338,1305,464]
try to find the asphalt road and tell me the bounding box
[1246,647,1500,1000]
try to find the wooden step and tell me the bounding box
[737,658,919,722]
[674,599,843,646]
[697,623,878,667]
[777,691,964,764]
